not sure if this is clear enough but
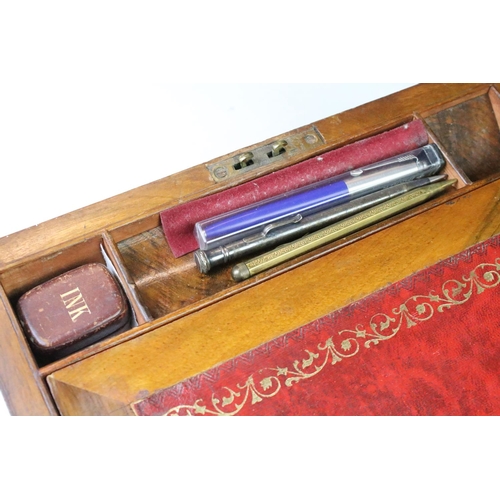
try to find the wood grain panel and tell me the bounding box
[118,227,233,319]
[0,287,57,415]
[425,93,500,182]
[315,83,489,145]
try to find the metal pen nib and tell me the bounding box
[194,174,448,274]
[231,179,457,282]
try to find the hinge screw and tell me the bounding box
[213,166,228,179]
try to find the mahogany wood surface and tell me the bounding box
[425,91,500,181]
[1,83,499,415]
[48,178,500,415]
[0,286,58,415]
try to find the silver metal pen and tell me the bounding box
[231,179,457,282]
[194,175,448,273]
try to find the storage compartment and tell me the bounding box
[114,121,465,320]
[0,235,137,367]
[423,87,500,182]
[110,86,500,323]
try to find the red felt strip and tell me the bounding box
[160,120,429,257]
[133,234,500,416]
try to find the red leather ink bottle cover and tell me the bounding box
[16,263,130,360]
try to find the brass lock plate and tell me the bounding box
[206,126,325,183]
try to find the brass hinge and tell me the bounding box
[206,126,325,182]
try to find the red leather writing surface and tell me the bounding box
[160,120,428,257]
[133,234,500,416]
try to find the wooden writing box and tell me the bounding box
[1,83,500,416]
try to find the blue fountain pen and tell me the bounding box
[194,144,445,251]
[194,174,448,273]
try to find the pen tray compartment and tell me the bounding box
[112,87,500,321]
[114,153,462,321]
[2,85,500,374]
